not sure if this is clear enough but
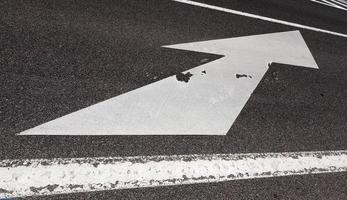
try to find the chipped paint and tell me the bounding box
[0,150,346,198]
[175,72,193,83]
[236,74,252,79]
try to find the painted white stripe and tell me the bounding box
[329,0,347,7]
[1,150,346,198]
[172,0,347,38]
[310,0,347,10]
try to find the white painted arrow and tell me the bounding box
[20,30,318,135]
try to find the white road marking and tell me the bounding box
[20,31,318,135]
[172,0,347,38]
[310,0,347,11]
[0,150,346,198]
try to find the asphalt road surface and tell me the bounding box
[0,0,346,199]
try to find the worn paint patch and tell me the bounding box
[176,72,193,83]
[0,150,346,198]
[236,74,252,79]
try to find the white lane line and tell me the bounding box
[1,150,346,198]
[310,0,347,11]
[172,0,347,38]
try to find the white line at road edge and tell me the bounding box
[172,0,347,38]
[1,151,346,198]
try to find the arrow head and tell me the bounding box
[164,30,318,69]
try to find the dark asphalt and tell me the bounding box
[24,173,347,200]
[1,0,346,199]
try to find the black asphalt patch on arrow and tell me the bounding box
[236,74,252,79]
[176,72,193,83]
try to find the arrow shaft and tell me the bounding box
[20,58,267,135]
